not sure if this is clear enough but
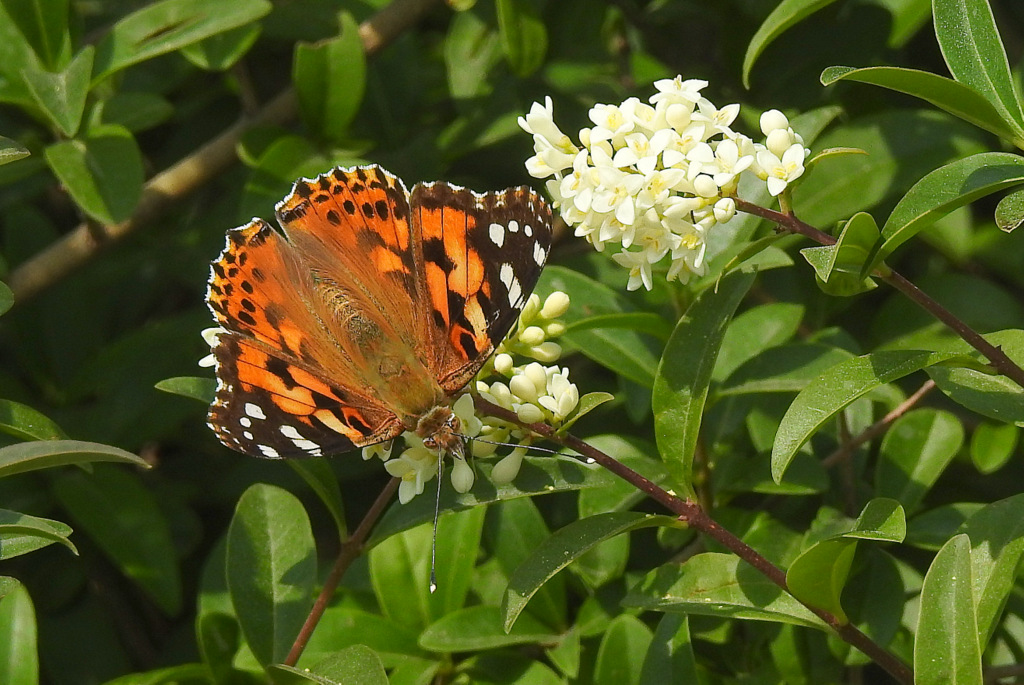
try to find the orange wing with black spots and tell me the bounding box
[205,164,552,459]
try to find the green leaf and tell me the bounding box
[713,302,805,382]
[53,466,181,613]
[771,349,963,482]
[94,92,174,133]
[593,614,653,685]
[537,266,660,387]
[624,553,826,630]
[786,539,856,623]
[970,421,1018,474]
[565,312,674,341]
[23,46,93,136]
[0,399,67,441]
[299,606,425,667]
[420,606,560,652]
[0,136,29,167]
[496,0,547,77]
[915,535,982,685]
[0,578,19,601]
[875,409,963,512]
[848,498,906,542]
[0,439,148,479]
[0,508,76,558]
[154,376,216,403]
[558,391,614,433]
[717,343,855,396]
[502,512,676,631]
[639,614,699,685]
[0,585,37,685]
[287,460,347,541]
[227,484,316,666]
[0,0,71,70]
[270,645,388,685]
[994,187,1024,232]
[653,271,755,492]
[293,12,366,144]
[960,494,1024,644]
[180,23,261,71]
[933,0,1024,134]
[444,9,502,100]
[370,455,616,544]
[93,0,273,80]
[868,152,1024,273]
[800,212,879,295]
[926,329,1024,423]
[44,124,144,224]
[0,281,10,315]
[100,664,210,685]
[821,65,1024,146]
[743,0,837,87]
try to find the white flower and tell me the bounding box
[198,327,226,367]
[450,457,475,493]
[362,440,393,462]
[650,77,707,106]
[491,446,527,484]
[384,445,439,504]
[760,109,790,136]
[537,369,580,421]
[611,249,654,291]
[589,102,634,143]
[757,143,808,196]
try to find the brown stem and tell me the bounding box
[7,0,443,304]
[473,397,913,685]
[283,477,400,667]
[734,199,1024,389]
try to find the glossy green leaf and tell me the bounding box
[960,494,1024,644]
[717,343,855,396]
[0,137,28,169]
[821,65,1024,146]
[970,422,1018,474]
[800,212,879,295]
[45,124,144,224]
[23,46,93,136]
[0,0,71,69]
[0,578,19,601]
[743,0,837,88]
[537,266,660,387]
[653,270,755,492]
[154,376,216,404]
[0,399,67,441]
[576,436,668,517]
[496,0,547,77]
[933,0,1024,133]
[848,498,906,542]
[594,614,653,685]
[502,512,676,631]
[270,645,388,685]
[421,606,560,652]
[0,439,147,479]
[299,606,425,667]
[906,503,983,551]
[370,507,484,631]
[713,302,804,382]
[565,312,674,341]
[875,409,963,512]
[558,391,614,433]
[53,466,181,613]
[624,553,826,630]
[868,152,1024,273]
[0,585,37,685]
[444,9,502,100]
[0,281,10,316]
[93,0,272,79]
[180,23,261,71]
[226,484,316,666]
[772,349,962,482]
[287,460,346,540]
[369,456,615,543]
[786,539,856,623]
[93,92,174,133]
[994,187,1024,232]
[0,508,76,558]
[639,614,699,685]
[926,329,1024,423]
[915,535,982,685]
[294,12,365,144]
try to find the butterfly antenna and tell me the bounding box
[461,435,567,457]
[429,451,443,594]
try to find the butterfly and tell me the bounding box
[205,165,552,460]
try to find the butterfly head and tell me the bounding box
[417,405,465,459]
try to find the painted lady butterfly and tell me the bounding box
[206,165,552,459]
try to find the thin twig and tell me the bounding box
[474,397,914,685]
[735,199,1024,389]
[7,0,443,304]
[283,477,400,667]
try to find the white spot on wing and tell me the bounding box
[258,444,280,458]
[243,431,254,440]
[508,220,519,233]
[489,222,505,247]
[280,425,303,439]
[245,403,266,420]
[534,242,547,266]
[240,417,252,428]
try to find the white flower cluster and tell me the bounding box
[363,292,578,504]
[519,77,809,291]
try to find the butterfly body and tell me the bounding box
[206,165,551,459]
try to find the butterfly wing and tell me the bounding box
[206,218,404,458]
[409,182,553,392]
